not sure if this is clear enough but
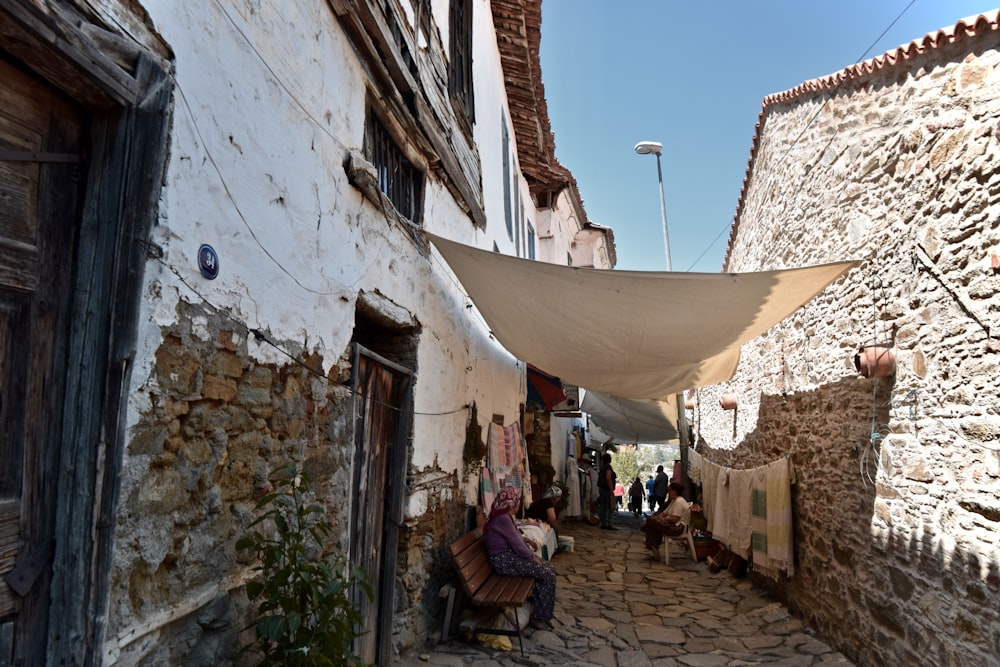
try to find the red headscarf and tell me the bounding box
[487,485,520,524]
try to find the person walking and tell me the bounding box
[597,453,617,530]
[613,480,625,512]
[651,464,669,511]
[628,476,645,516]
[645,475,656,512]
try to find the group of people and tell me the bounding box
[481,459,690,631]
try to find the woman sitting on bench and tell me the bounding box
[483,486,557,630]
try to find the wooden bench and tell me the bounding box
[444,529,534,655]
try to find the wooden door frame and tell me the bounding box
[0,2,172,662]
[350,343,412,665]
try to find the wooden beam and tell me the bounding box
[0,0,140,108]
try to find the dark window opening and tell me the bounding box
[449,0,475,123]
[365,111,424,224]
[502,115,512,240]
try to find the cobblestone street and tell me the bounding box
[394,510,855,666]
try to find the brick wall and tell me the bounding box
[696,34,1000,666]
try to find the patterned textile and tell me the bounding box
[488,485,520,523]
[487,420,532,507]
[750,465,768,573]
[763,457,794,579]
[727,469,754,557]
[480,467,497,518]
[687,448,703,485]
[488,548,556,622]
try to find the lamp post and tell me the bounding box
[634,140,671,271]
[635,140,690,496]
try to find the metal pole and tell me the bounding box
[654,152,689,494]
[654,152,672,272]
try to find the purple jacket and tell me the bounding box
[483,513,534,560]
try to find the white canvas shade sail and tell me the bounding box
[580,390,679,444]
[428,234,858,402]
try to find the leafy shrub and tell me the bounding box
[236,466,373,666]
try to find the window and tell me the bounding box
[449,0,474,123]
[527,222,536,260]
[365,111,423,224]
[502,113,512,240]
[514,171,522,255]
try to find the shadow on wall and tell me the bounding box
[698,376,1000,666]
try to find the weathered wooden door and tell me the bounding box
[0,57,86,664]
[350,345,411,665]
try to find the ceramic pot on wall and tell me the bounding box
[854,345,896,378]
[719,394,738,410]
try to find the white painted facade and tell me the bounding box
[83,0,613,661]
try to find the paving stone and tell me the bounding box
[680,637,717,653]
[711,636,745,652]
[767,618,805,636]
[644,642,684,659]
[629,602,659,616]
[582,646,617,665]
[633,614,666,626]
[578,616,617,633]
[684,623,719,638]
[676,654,731,667]
[797,639,833,656]
[741,635,784,649]
[616,648,653,667]
[635,625,686,645]
[393,512,853,666]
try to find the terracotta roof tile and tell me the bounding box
[724,9,1000,269]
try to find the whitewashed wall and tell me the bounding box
[106,0,560,661]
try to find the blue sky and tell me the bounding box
[539,1,995,272]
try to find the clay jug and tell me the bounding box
[854,345,896,378]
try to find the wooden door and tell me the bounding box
[350,345,411,665]
[0,57,86,663]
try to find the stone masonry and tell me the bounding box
[109,300,469,662]
[696,25,1000,667]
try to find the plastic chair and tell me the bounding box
[663,505,698,564]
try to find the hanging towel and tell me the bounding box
[727,468,754,558]
[750,465,768,574]
[765,457,794,578]
[564,456,581,517]
[687,449,703,485]
[712,468,733,550]
[702,461,720,533]
[487,422,508,477]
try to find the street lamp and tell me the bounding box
[635,140,689,494]
[634,140,671,271]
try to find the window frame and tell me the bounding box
[364,108,425,225]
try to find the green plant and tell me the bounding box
[236,465,373,666]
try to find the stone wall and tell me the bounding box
[109,300,468,663]
[696,32,1000,666]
